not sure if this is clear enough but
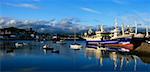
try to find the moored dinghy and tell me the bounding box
[70,29,82,50]
[43,44,54,50]
[15,42,23,47]
[15,42,27,47]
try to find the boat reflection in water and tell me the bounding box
[0,40,150,71]
[85,47,140,71]
[0,41,36,56]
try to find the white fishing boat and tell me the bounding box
[83,25,110,41]
[84,18,132,42]
[110,20,133,40]
[133,22,146,38]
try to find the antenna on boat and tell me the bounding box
[73,28,76,43]
[121,23,125,36]
[88,27,93,35]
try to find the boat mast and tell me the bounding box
[146,26,149,37]
[74,29,76,42]
[100,24,104,32]
[113,18,119,37]
[135,21,138,34]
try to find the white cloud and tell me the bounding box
[0,19,5,25]
[81,7,101,14]
[119,12,150,27]
[0,17,90,33]
[6,3,40,9]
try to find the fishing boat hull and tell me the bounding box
[86,45,130,52]
[86,37,131,44]
[86,39,131,45]
[110,35,132,40]
[105,43,134,50]
[83,37,102,42]
[86,40,119,45]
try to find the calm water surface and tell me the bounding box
[0,40,150,71]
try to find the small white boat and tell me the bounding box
[70,43,82,50]
[15,42,27,47]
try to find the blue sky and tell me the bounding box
[0,0,150,27]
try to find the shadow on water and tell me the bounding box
[139,55,150,64]
[0,40,39,56]
[130,38,147,49]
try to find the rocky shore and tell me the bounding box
[135,42,150,54]
[133,42,150,63]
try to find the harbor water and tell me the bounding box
[0,40,150,71]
